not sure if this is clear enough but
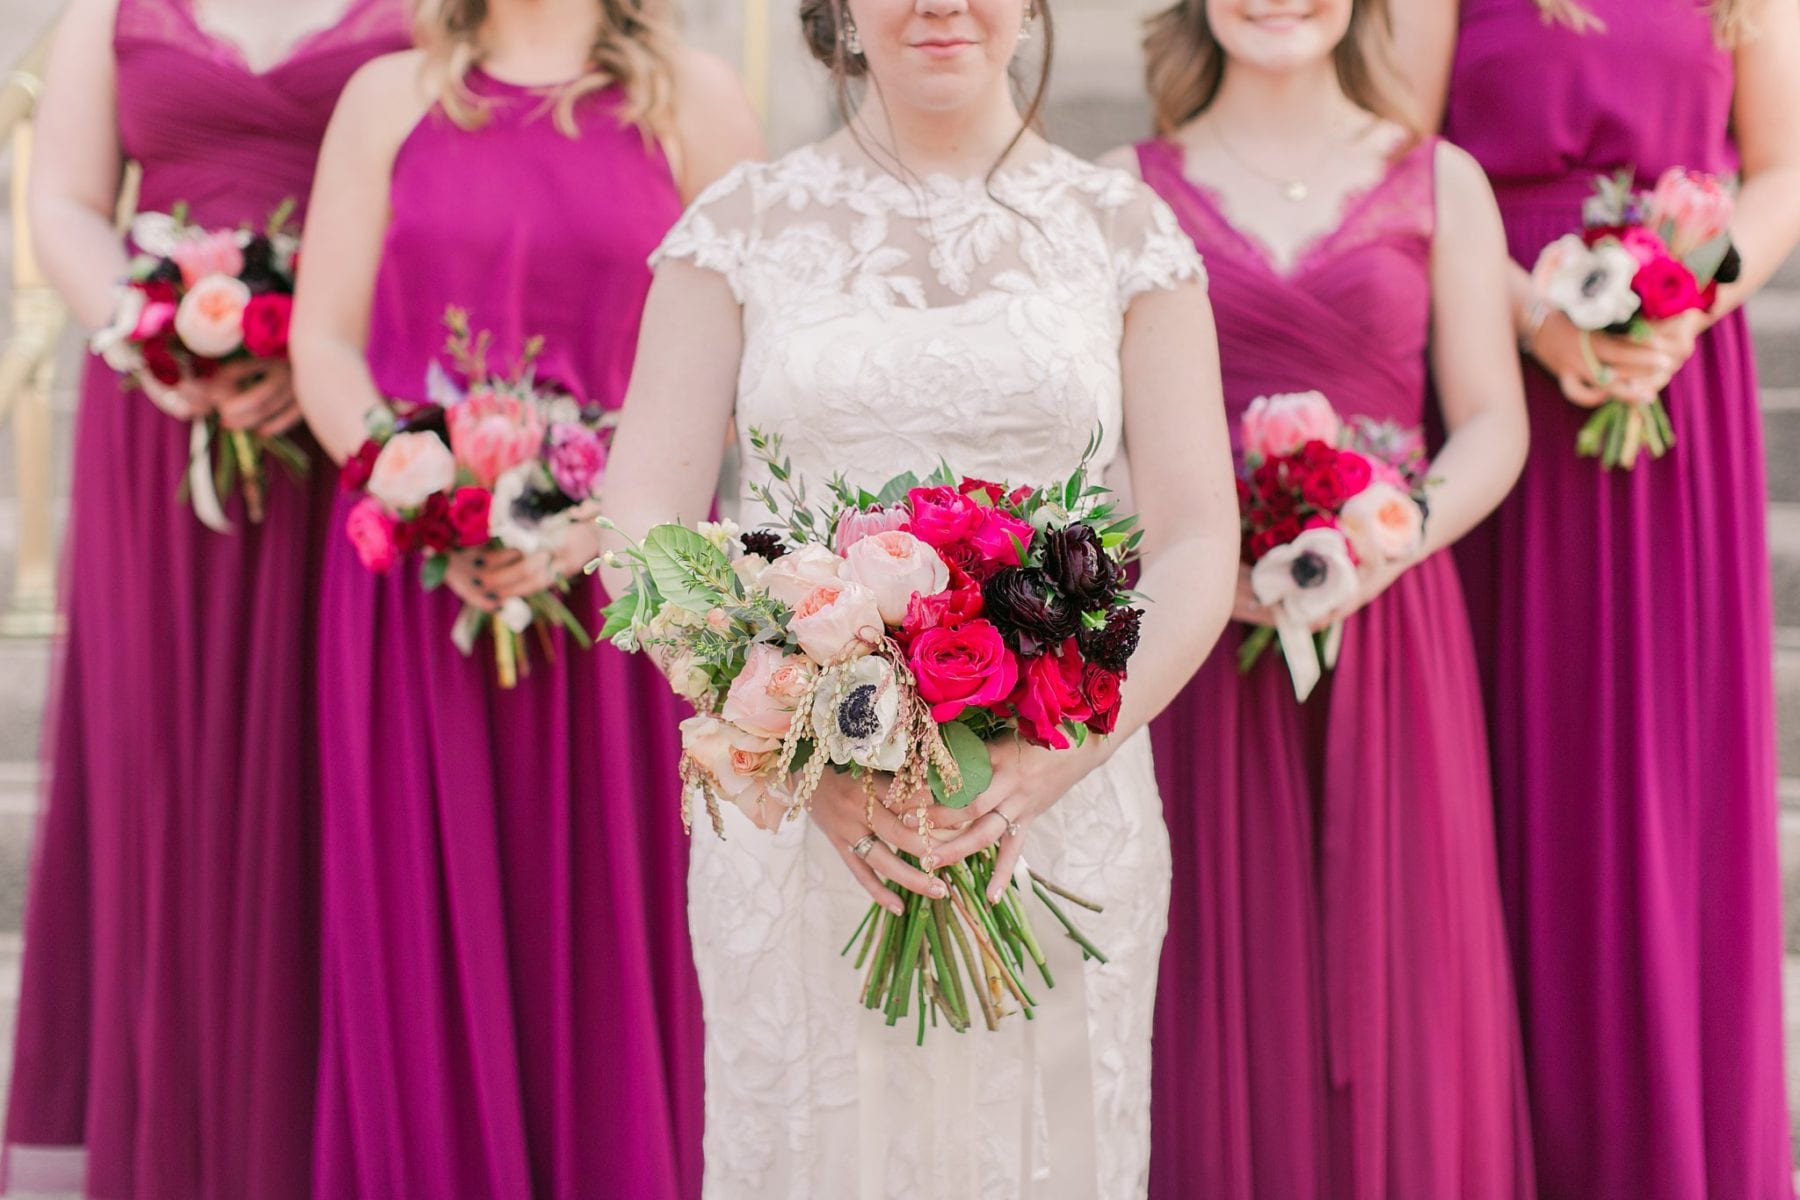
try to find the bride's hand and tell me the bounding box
[810,769,945,915]
[925,736,1107,903]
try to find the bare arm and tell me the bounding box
[28,0,128,330]
[667,47,766,202]
[1712,0,1800,316]
[289,51,431,463]
[1386,0,1460,133]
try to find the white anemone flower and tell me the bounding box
[1533,234,1642,331]
[811,655,907,772]
[1251,527,1360,630]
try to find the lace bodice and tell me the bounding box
[654,143,1205,498]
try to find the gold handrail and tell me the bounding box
[0,21,66,637]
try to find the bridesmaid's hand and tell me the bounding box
[1316,552,1417,631]
[810,769,944,914]
[213,360,303,436]
[928,736,1108,902]
[445,527,601,612]
[1642,310,1710,383]
[142,375,214,421]
[1526,310,1670,408]
[1230,564,1275,629]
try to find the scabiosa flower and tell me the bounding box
[739,529,788,561]
[1080,606,1143,673]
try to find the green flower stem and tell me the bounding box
[1029,871,1105,914]
[842,904,877,959]
[1033,882,1110,964]
[929,900,970,1027]
[1003,889,1053,989]
[862,906,901,1010]
[884,901,930,1025]
[947,905,998,1031]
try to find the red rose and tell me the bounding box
[1633,255,1706,320]
[909,619,1019,722]
[1007,485,1035,506]
[241,293,293,359]
[413,491,456,554]
[900,565,984,646]
[1299,466,1350,511]
[958,477,1006,504]
[1334,450,1374,497]
[448,486,492,546]
[140,337,182,386]
[1269,515,1304,546]
[906,486,984,548]
[340,439,382,492]
[1251,459,1285,502]
[937,538,998,582]
[1235,478,1252,508]
[1298,439,1338,470]
[1009,640,1092,750]
[1082,663,1123,735]
[1247,528,1278,562]
[138,279,179,306]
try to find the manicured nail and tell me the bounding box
[484,591,498,604]
[931,882,947,899]
[472,555,486,568]
[987,886,1002,904]
[887,899,904,915]
[902,812,918,828]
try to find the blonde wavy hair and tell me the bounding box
[1143,0,1412,135]
[1533,0,1754,44]
[416,0,682,141]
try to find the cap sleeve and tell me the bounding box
[649,161,761,304]
[1107,182,1207,308]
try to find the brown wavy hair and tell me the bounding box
[417,0,681,141]
[1533,0,1754,45]
[1143,0,1410,135]
[798,0,1055,185]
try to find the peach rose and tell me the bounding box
[757,544,847,608]
[173,275,250,359]
[1241,391,1343,460]
[788,578,883,664]
[170,230,245,288]
[366,432,457,512]
[722,643,817,740]
[841,530,949,626]
[680,714,786,830]
[1338,483,1425,563]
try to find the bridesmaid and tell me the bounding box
[1395,1,1800,1196]
[289,1,760,1195]
[4,0,409,1195]
[1111,1,1535,1196]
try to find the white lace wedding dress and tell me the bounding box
[653,142,1205,1200]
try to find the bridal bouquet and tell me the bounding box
[1531,167,1740,470]
[91,201,308,532]
[1236,391,1429,702]
[341,308,605,687]
[602,430,1141,1042]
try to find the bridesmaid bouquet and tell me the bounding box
[340,308,606,688]
[1236,392,1429,702]
[91,201,308,533]
[601,429,1140,1042]
[1530,167,1740,470]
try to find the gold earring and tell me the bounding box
[844,19,864,55]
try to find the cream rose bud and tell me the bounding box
[757,544,847,608]
[788,579,883,664]
[367,432,458,512]
[680,714,785,830]
[1338,483,1425,563]
[173,275,251,359]
[841,531,950,626]
[723,643,816,740]
[1251,526,1360,628]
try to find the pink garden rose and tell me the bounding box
[170,230,244,288]
[722,643,817,740]
[905,486,985,549]
[1648,167,1734,258]
[680,714,786,830]
[447,389,546,489]
[757,544,847,608]
[833,504,911,553]
[367,431,457,512]
[969,508,1035,569]
[908,619,1018,722]
[1241,391,1343,460]
[345,496,400,572]
[172,275,250,359]
[841,530,950,625]
[787,578,883,664]
[545,422,607,499]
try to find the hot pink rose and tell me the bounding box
[1632,255,1706,320]
[1241,391,1343,461]
[757,544,847,608]
[241,293,292,359]
[909,619,1018,722]
[447,389,546,489]
[545,422,607,499]
[1615,225,1672,268]
[1009,640,1092,750]
[345,496,400,573]
[787,578,883,664]
[841,530,949,625]
[722,643,818,739]
[1648,167,1734,258]
[969,508,1035,568]
[833,504,911,553]
[130,297,177,343]
[367,431,457,512]
[905,486,985,548]
[680,714,786,830]
[170,230,244,288]
[899,565,984,646]
[448,487,492,546]
[173,275,250,359]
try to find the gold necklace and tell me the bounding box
[1210,118,1364,204]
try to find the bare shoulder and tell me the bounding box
[669,44,764,199]
[1096,145,1143,179]
[671,45,749,109]
[62,0,123,35]
[1431,140,1498,218]
[337,48,434,133]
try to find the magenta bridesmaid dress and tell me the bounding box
[1,3,410,1197]
[1445,2,1793,1196]
[1136,136,1535,1199]
[309,68,700,1199]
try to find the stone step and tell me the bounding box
[1756,289,1800,390]
[1770,505,1800,630]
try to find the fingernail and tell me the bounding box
[902,812,918,828]
[987,885,1002,904]
[888,900,904,915]
[932,882,947,899]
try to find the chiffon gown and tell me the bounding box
[310,70,701,1199]
[1445,2,1792,1196]
[0,2,409,1196]
[1136,136,1535,1200]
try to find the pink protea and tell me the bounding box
[1647,167,1734,259]
[447,389,546,489]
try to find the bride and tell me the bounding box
[597,0,1237,1194]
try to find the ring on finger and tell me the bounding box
[992,810,1022,840]
[850,833,879,861]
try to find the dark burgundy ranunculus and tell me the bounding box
[982,566,1081,656]
[1041,524,1120,610]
